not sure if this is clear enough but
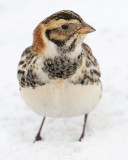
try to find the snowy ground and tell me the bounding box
[0,0,128,159]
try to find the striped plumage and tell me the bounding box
[17,10,102,141]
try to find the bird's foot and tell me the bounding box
[78,134,84,142]
[33,134,42,143]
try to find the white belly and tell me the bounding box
[20,81,102,117]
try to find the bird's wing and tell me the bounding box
[82,42,101,77]
[70,43,101,85]
[17,47,46,88]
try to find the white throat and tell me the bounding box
[43,33,85,59]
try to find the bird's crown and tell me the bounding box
[41,10,83,24]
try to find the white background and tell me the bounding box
[0,0,128,159]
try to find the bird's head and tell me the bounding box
[31,10,95,56]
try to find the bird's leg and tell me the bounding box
[79,114,88,141]
[34,117,46,142]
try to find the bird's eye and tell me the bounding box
[61,24,68,29]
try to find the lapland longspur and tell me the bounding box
[17,10,102,142]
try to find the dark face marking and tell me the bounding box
[57,38,77,54]
[45,22,79,47]
[45,29,65,46]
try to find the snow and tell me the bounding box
[0,0,128,159]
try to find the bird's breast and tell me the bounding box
[20,80,102,117]
[42,55,82,79]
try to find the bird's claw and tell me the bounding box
[33,134,42,143]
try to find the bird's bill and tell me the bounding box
[77,21,95,34]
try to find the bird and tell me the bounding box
[17,10,102,142]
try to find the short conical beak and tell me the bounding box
[77,21,96,34]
